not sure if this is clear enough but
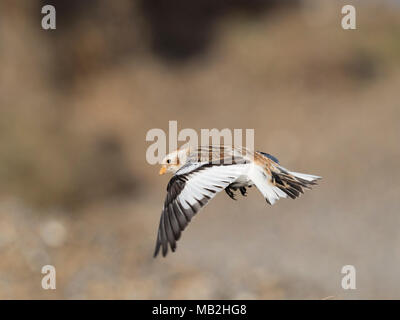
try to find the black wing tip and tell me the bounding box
[153,242,175,258]
[153,244,167,258]
[153,236,162,258]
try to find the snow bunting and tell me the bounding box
[154,145,321,257]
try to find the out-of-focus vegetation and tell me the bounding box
[1,0,400,299]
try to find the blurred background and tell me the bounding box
[0,0,399,299]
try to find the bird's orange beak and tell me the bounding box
[159,166,167,175]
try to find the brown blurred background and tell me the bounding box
[0,0,400,299]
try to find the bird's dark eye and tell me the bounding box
[166,159,171,164]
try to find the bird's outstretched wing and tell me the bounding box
[154,161,247,257]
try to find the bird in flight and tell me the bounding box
[154,145,321,257]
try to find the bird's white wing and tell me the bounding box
[154,162,247,257]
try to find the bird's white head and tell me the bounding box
[159,148,189,175]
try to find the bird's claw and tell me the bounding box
[226,186,248,200]
[225,187,237,200]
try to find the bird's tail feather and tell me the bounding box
[249,164,321,205]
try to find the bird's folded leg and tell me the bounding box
[225,186,237,200]
[239,187,247,197]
